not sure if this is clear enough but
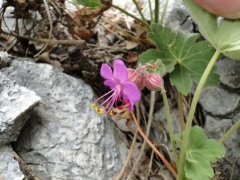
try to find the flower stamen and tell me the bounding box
[92,60,141,115]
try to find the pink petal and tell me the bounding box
[122,82,141,111]
[122,82,141,102]
[127,100,134,111]
[101,63,113,80]
[113,60,128,83]
[104,79,117,89]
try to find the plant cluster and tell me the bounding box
[89,0,240,179]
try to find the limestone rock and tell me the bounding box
[198,86,240,116]
[0,144,24,180]
[165,1,193,32]
[0,72,40,145]
[205,115,240,180]
[153,103,181,135]
[216,57,240,89]
[1,60,127,180]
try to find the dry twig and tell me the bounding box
[114,104,140,180]
[1,30,86,45]
[127,91,156,179]
[34,0,53,57]
[130,111,177,178]
[13,151,40,180]
[230,158,237,180]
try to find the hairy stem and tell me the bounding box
[162,89,179,169]
[219,119,240,143]
[177,49,221,180]
[178,92,185,132]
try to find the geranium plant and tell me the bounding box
[92,0,240,180]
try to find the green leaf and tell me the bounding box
[184,126,226,180]
[188,125,206,149]
[143,59,166,76]
[139,24,219,95]
[75,0,103,10]
[155,60,166,76]
[182,0,240,60]
[174,134,183,147]
[140,49,176,73]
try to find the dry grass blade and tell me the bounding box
[127,91,156,179]
[1,30,86,45]
[34,0,52,57]
[148,143,155,176]
[230,158,237,180]
[130,111,177,178]
[113,104,140,180]
[13,151,41,180]
[159,143,177,170]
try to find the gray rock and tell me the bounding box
[198,86,240,116]
[205,115,240,180]
[153,104,181,135]
[165,4,193,32]
[205,116,233,140]
[153,100,181,153]
[1,60,127,180]
[0,144,24,180]
[0,52,9,69]
[0,72,40,145]
[216,57,240,89]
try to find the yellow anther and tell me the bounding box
[91,103,97,108]
[108,110,115,116]
[95,107,104,115]
[95,107,99,112]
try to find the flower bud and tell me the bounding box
[192,0,240,19]
[127,68,146,89]
[145,73,163,91]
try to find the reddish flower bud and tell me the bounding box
[127,68,146,89]
[192,0,240,19]
[145,73,163,91]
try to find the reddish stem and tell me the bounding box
[130,111,178,179]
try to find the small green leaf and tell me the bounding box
[174,134,183,147]
[183,0,240,60]
[184,126,226,180]
[188,125,205,149]
[140,49,176,73]
[144,59,166,76]
[154,59,166,76]
[139,24,219,95]
[75,0,103,10]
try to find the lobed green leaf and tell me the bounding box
[184,126,226,180]
[139,24,219,95]
[182,0,240,60]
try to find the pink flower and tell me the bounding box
[127,64,164,91]
[92,60,141,115]
[192,0,240,19]
[145,73,164,91]
[127,67,147,89]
